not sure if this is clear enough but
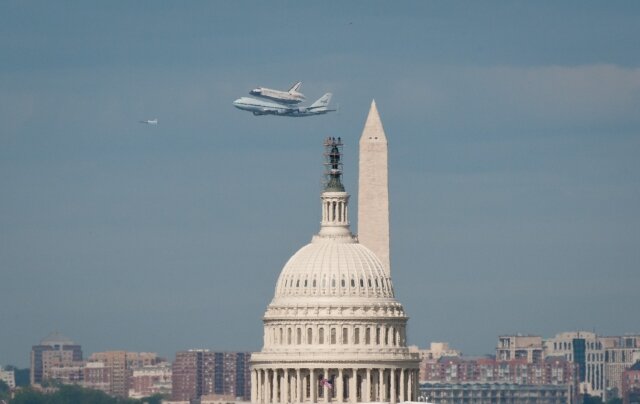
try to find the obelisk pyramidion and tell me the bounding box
[358,100,390,275]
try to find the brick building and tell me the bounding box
[171,350,250,402]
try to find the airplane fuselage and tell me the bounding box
[233,96,333,117]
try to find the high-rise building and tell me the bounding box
[250,130,420,404]
[88,351,129,397]
[83,361,110,393]
[622,361,640,404]
[603,335,640,399]
[30,331,83,385]
[128,362,172,399]
[171,350,250,402]
[419,356,579,403]
[544,331,605,397]
[496,335,544,363]
[493,331,640,400]
[358,100,390,275]
[86,351,161,398]
[0,366,15,389]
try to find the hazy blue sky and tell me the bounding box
[1,1,639,367]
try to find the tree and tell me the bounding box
[584,394,604,404]
[0,380,10,400]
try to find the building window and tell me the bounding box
[354,328,360,344]
[331,328,337,344]
[297,328,302,345]
[279,328,283,344]
[307,328,313,345]
[365,328,371,344]
[343,328,349,344]
[288,328,292,345]
[376,328,381,345]
[319,328,325,344]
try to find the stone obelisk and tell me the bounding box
[358,100,390,274]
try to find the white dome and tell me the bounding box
[274,238,394,299]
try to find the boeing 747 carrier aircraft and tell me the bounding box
[233,93,335,117]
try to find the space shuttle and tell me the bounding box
[249,81,305,104]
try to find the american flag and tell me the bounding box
[320,378,333,389]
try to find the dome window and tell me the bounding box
[319,328,325,344]
[341,279,345,288]
[330,328,337,344]
[368,278,372,287]
[350,279,355,287]
[312,279,316,287]
[304,280,308,287]
[360,278,364,287]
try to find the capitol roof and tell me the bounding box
[274,239,394,299]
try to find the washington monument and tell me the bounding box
[358,100,390,274]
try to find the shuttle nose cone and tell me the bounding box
[250,89,260,95]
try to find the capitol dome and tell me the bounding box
[251,132,419,404]
[274,240,395,300]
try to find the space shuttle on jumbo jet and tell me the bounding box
[249,81,305,104]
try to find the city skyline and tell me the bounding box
[2,2,640,368]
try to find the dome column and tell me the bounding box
[365,368,372,402]
[264,370,270,403]
[310,368,317,403]
[252,370,257,403]
[272,369,278,403]
[337,368,344,403]
[399,369,405,402]
[283,369,289,404]
[390,368,397,404]
[296,368,302,403]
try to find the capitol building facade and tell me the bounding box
[250,103,420,404]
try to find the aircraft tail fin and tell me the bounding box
[310,93,332,109]
[288,81,302,93]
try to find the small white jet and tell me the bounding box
[139,119,158,125]
[249,81,305,104]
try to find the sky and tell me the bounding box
[1,1,639,367]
